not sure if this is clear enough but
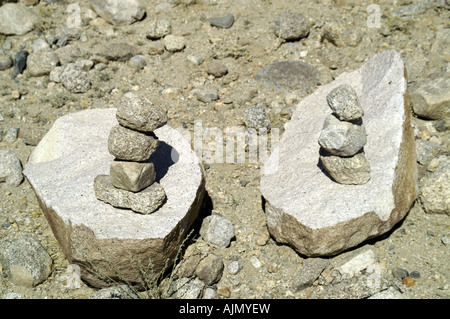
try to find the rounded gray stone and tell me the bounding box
[320,152,371,185]
[195,254,224,286]
[209,13,235,29]
[108,125,159,161]
[0,235,52,287]
[273,11,310,41]
[0,148,23,187]
[318,114,367,157]
[146,17,172,40]
[326,84,364,121]
[26,48,60,77]
[116,92,168,132]
[59,63,91,93]
[200,214,235,247]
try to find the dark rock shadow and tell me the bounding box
[149,141,177,183]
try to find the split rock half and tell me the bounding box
[23,108,205,288]
[260,50,418,257]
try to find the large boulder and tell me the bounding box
[260,50,418,257]
[23,108,205,288]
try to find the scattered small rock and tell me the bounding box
[0,235,52,288]
[419,157,450,215]
[146,17,172,40]
[88,284,139,299]
[163,35,186,52]
[244,104,271,130]
[88,0,146,26]
[273,11,310,41]
[200,214,235,248]
[392,267,409,279]
[195,254,224,286]
[0,54,13,71]
[410,73,450,120]
[293,258,330,291]
[129,55,146,69]
[226,260,243,275]
[26,48,60,77]
[194,89,219,103]
[0,148,23,187]
[12,49,29,79]
[206,61,228,78]
[250,255,261,269]
[4,128,18,143]
[0,3,39,36]
[210,13,235,29]
[401,276,416,287]
[255,61,320,91]
[59,63,91,93]
[335,248,375,279]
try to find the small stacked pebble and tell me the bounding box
[318,84,371,185]
[94,92,169,214]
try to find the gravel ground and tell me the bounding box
[0,0,449,299]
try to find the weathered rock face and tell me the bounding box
[88,0,145,26]
[23,108,205,288]
[260,50,418,257]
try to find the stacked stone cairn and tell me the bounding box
[94,92,169,214]
[318,84,371,185]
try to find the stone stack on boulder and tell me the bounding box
[318,84,371,185]
[23,107,206,288]
[260,50,418,257]
[94,92,169,215]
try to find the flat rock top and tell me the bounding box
[261,50,408,229]
[24,108,203,240]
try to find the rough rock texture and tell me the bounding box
[116,92,168,132]
[326,84,364,121]
[110,159,156,192]
[409,73,450,120]
[272,11,310,41]
[320,151,371,185]
[26,48,59,77]
[419,158,450,215]
[255,61,320,91]
[107,125,159,162]
[0,3,39,35]
[0,235,52,287]
[23,108,205,288]
[318,114,367,157]
[0,148,23,187]
[88,0,145,26]
[59,63,91,93]
[94,175,165,215]
[260,50,418,257]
